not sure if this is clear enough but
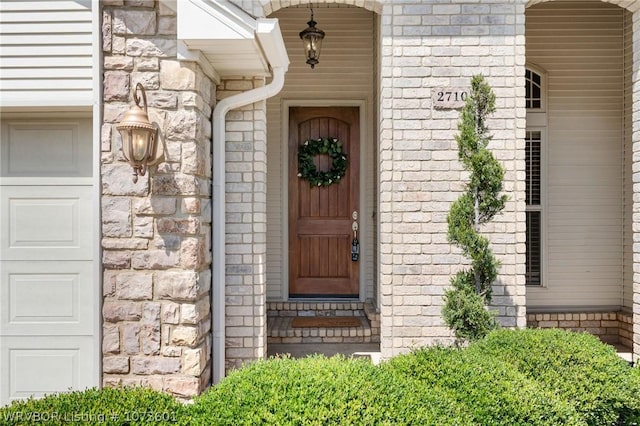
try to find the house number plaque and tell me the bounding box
[433,87,470,109]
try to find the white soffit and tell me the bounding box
[175,0,288,78]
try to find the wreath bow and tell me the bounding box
[297,137,348,187]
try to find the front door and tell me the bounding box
[288,107,360,297]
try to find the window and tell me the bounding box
[525,131,542,286]
[525,69,542,109]
[525,65,546,287]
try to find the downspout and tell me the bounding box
[211,66,286,384]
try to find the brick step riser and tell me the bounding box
[268,318,380,344]
[267,302,366,315]
[267,302,379,321]
[267,302,381,344]
[268,336,381,344]
[267,310,366,318]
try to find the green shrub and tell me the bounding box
[385,346,582,426]
[191,355,369,425]
[444,74,507,341]
[1,330,637,426]
[0,386,185,426]
[190,355,472,426]
[470,329,640,426]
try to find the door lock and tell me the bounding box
[351,210,359,261]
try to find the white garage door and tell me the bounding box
[0,118,98,404]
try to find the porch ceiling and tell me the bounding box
[161,0,288,78]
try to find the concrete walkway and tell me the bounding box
[613,343,634,365]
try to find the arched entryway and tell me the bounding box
[261,3,382,358]
[524,0,639,362]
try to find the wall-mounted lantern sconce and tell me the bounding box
[299,5,325,69]
[116,83,162,183]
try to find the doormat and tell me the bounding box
[291,317,361,328]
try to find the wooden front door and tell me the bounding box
[289,107,360,297]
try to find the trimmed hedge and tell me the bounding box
[384,346,582,426]
[191,329,638,425]
[0,329,638,425]
[190,355,473,425]
[469,329,640,426]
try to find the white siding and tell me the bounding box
[526,1,627,309]
[0,0,94,107]
[265,6,376,301]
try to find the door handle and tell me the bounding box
[351,211,359,261]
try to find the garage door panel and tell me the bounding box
[0,115,97,406]
[0,186,93,260]
[1,120,92,178]
[0,261,94,335]
[0,336,95,402]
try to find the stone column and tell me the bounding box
[217,78,269,371]
[101,0,214,398]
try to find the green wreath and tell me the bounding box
[297,137,348,187]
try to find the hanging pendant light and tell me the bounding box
[299,5,325,69]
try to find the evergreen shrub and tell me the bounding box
[190,354,471,426]
[384,346,582,426]
[443,75,507,341]
[470,329,640,426]
[1,330,638,426]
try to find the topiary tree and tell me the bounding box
[442,75,508,342]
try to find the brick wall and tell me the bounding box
[101,0,213,398]
[377,1,527,358]
[225,0,640,365]
[218,78,269,371]
[527,312,634,348]
[257,0,527,360]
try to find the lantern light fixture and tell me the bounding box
[299,5,325,69]
[116,83,162,183]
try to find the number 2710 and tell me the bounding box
[437,91,467,102]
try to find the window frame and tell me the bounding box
[524,63,548,288]
[525,63,547,114]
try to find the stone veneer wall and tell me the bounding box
[217,78,269,371]
[101,0,214,398]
